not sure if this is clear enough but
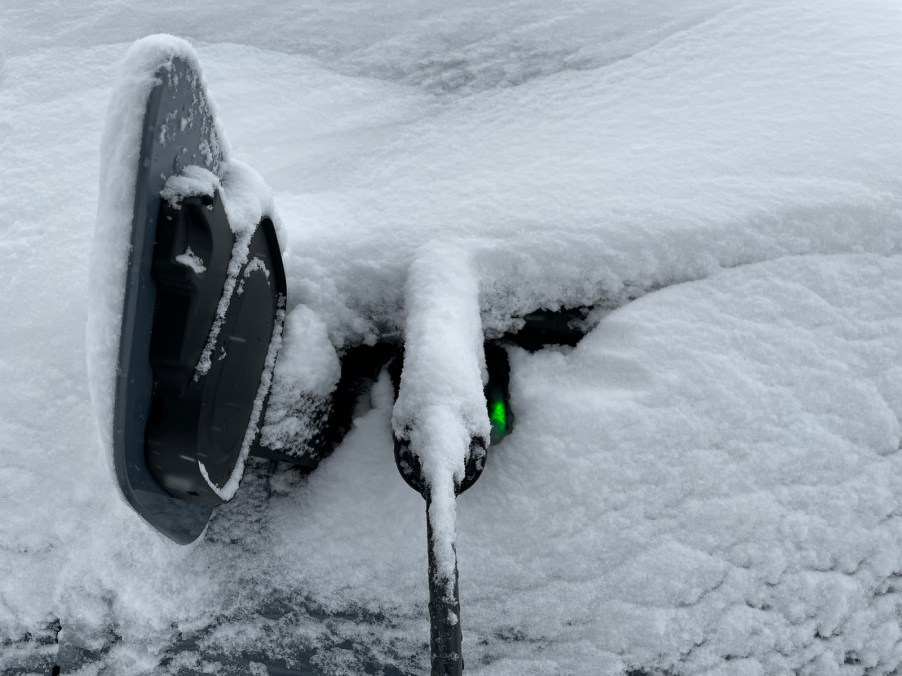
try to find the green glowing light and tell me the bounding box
[489,399,507,431]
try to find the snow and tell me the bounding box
[1,0,902,673]
[258,305,340,456]
[498,253,902,675]
[160,165,220,209]
[174,247,206,274]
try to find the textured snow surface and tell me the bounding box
[174,247,206,275]
[259,305,340,454]
[1,0,902,674]
[161,166,220,209]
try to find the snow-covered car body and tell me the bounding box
[2,1,902,674]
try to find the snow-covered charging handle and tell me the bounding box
[392,245,492,676]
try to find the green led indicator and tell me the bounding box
[489,399,507,431]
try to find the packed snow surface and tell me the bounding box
[1,0,902,674]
